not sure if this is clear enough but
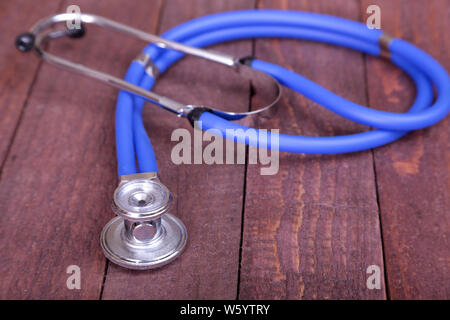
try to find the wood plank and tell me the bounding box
[101,0,255,299]
[0,0,163,299]
[361,0,450,299]
[0,0,61,169]
[238,0,386,299]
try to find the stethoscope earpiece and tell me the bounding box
[100,173,187,270]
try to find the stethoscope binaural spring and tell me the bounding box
[16,10,450,270]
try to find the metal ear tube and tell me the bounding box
[101,172,187,270]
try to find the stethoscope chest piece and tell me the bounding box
[100,172,187,270]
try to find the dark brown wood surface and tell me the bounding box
[0,0,448,299]
[239,0,385,300]
[362,0,450,299]
[0,0,61,168]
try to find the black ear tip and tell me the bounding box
[67,23,86,38]
[15,32,35,52]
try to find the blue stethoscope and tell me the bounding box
[17,10,449,270]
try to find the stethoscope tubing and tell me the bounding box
[115,9,448,176]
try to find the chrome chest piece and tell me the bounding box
[101,172,187,269]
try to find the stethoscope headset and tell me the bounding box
[15,10,450,270]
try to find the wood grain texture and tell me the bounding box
[0,0,447,300]
[0,0,61,170]
[101,0,255,300]
[0,0,164,299]
[361,0,450,299]
[238,0,386,299]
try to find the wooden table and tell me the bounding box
[0,0,448,300]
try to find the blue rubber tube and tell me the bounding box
[132,76,158,173]
[115,61,141,176]
[138,30,433,152]
[197,58,432,154]
[133,28,432,151]
[116,61,158,177]
[116,10,448,172]
[141,10,449,131]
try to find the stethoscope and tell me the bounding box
[16,10,450,270]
